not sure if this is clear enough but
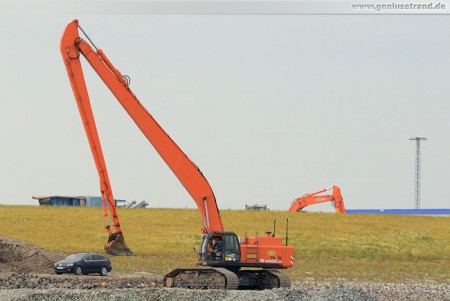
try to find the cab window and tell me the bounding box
[223,234,240,261]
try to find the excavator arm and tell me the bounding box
[60,20,223,254]
[289,186,346,213]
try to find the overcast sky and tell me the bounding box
[0,1,449,212]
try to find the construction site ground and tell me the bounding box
[0,235,161,288]
[1,235,449,300]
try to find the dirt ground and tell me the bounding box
[0,235,449,301]
[0,235,163,290]
[0,235,65,274]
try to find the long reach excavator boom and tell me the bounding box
[60,20,223,255]
[60,20,293,289]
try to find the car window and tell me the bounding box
[93,254,104,260]
[65,253,86,262]
[84,255,93,261]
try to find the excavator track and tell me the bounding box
[213,268,239,289]
[163,267,239,289]
[164,268,290,290]
[237,269,291,290]
[266,270,291,288]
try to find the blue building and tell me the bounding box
[32,195,126,207]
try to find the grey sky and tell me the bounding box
[0,2,449,212]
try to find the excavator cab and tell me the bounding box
[199,232,241,265]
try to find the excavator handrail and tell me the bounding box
[60,20,224,245]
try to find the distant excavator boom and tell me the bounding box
[289,186,346,213]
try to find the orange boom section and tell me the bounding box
[60,20,224,254]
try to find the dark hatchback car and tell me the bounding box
[54,253,112,276]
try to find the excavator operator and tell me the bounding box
[211,237,223,260]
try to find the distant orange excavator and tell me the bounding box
[289,186,346,214]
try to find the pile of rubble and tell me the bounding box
[0,236,63,274]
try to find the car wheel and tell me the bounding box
[100,266,108,276]
[74,266,83,275]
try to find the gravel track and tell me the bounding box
[0,276,448,301]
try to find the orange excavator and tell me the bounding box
[289,186,346,214]
[60,20,294,289]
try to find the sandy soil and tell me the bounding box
[0,235,65,274]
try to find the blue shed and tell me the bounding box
[33,195,126,207]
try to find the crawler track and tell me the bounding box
[266,270,291,288]
[163,267,239,289]
[164,268,290,290]
[237,269,291,290]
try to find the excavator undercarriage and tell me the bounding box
[163,268,290,290]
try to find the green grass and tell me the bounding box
[0,206,449,283]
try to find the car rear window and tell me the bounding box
[93,254,106,260]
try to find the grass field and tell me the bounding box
[0,205,449,283]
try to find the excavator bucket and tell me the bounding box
[104,232,135,256]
